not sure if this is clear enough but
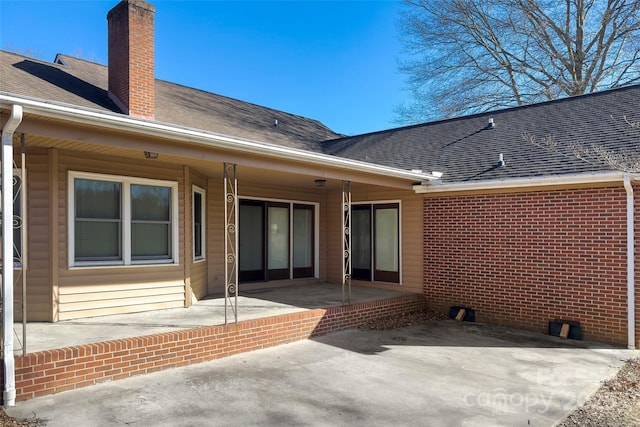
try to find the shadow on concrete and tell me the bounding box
[315,319,624,355]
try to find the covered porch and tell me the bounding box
[1,98,435,404]
[6,283,426,403]
[12,283,414,354]
[3,112,433,323]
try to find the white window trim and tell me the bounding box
[240,196,320,279]
[192,185,206,262]
[351,199,402,285]
[68,171,179,268]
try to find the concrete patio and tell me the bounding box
[3,282,428,403]
[6,320,635,426]
[11,283,412,355]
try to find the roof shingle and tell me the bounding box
[323,85,640,182]
[2,49,640,183]
[0,51,342,151]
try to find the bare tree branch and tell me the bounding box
[523,131,640,173]
[397,0,640,123]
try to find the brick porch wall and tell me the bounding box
[3,294,424,403]
[423,187,632,346]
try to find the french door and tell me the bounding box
[239,200,314,283]
[293,204,314,278]
[351,203,399,283]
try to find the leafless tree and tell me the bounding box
[524,115,640,172]
[397,0,640,123]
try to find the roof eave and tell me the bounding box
[413,171,629,194]
[0,92,439,183]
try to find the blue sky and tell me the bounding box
[0,0,410,136]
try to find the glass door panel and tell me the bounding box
[267,204,290,280]
[374,204,399,283]
[293,205,314,278]
[239,202,265,282]
[351,205,372,280]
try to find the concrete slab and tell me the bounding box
[12,283,411,354]
[6,321,633,426]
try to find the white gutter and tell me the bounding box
[414,171,625,193]
[0,93,438,183]
[624,175,636,350]
[1,104,23,406]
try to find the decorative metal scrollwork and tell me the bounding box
[227,283,236,295]
[224,163,238,325]
[342,180,351,305]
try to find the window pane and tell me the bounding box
[293,207,312,268]
[132,223,169,258]
[75,179,120,219]
[352,208,371,270]
[75,221,120,259]
[239,204,263,271]
[267,206,289,270]
[193,192,203,258]
[74,178,121,261]
[375,207,399,272]
[131,185,170,221]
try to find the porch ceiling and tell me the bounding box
[17,114,420,191]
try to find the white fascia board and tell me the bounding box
[0,93,438,183]
[413,171,626,193]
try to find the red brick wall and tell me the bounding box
[423,186,633,346]
[3,294,424,403]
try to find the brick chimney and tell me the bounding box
[107,0,155,119]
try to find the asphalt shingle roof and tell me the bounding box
[323,85,640,182]
[2,49,640,183]
[0,51,341,151]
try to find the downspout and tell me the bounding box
[1,104,23,406]
[623,175,636,350]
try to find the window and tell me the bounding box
[69,172,178,267]
[131,184,171,260]
[351,202,400,283]
[239,199,316,283]
[74,179,121,261]
[192,186,205,261]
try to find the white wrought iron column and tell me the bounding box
[224,163,238,324]
[342,180,351,305]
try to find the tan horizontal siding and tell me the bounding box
[57,273,183,294]
[190,172,208,299]
[207,176,225,294]
[58,301,184,321]
[59,286,184,310]
[55,150,186,319]
[23,150,52,321]
[240,182,326,203]
[190,261,208,299]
